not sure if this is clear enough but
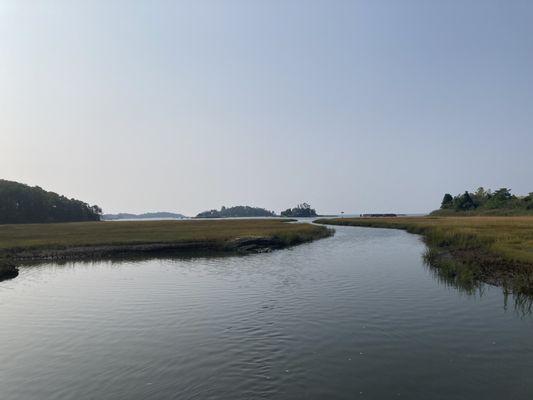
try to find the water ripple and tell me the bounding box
[1,226,532,399]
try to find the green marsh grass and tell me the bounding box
[0,219,332,261]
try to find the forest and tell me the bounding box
[280,203,318,218]
[433,187,533,215]
[0,180,102,224]
[196,205,276,218]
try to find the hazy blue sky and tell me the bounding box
[1,1,532,215]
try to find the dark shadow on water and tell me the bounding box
[0,265,19,282]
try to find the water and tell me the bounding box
[1,226,532,399]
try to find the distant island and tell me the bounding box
[103,212,186,220]
[196,206,276,218]
[432,187,533,216]
[281,203,318,218]
[0,179,102,224]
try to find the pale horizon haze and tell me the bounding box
[1,1,532,216]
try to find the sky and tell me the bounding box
[1,0,532,216]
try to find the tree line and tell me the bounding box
[0,180,102,224]
[281,203,318,218]
[437,187,533,214]
[196,203,319,218]
[196,205,276,218]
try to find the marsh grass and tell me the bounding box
[422,247,483,294]
[315,216,533,263]
[0,219,332,261]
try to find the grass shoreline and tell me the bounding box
[0,219,333,281]
[315,216,533,294]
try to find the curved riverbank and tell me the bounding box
[0,219,333,280]
[315,217,533,294]
[3,220,533,399]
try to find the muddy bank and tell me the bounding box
[7,237,290,262]
[0,263,19,282]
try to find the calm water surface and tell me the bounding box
[1,226,532,399]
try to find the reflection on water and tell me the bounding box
[1,225,533,400]
[422,248,533,316]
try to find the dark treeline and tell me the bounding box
[196,205,276,218]
[0,180,102,224]
[281,203,318,218]
[434,187,533,215]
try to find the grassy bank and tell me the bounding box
[0,219,332,267]
[315,216,533,293]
